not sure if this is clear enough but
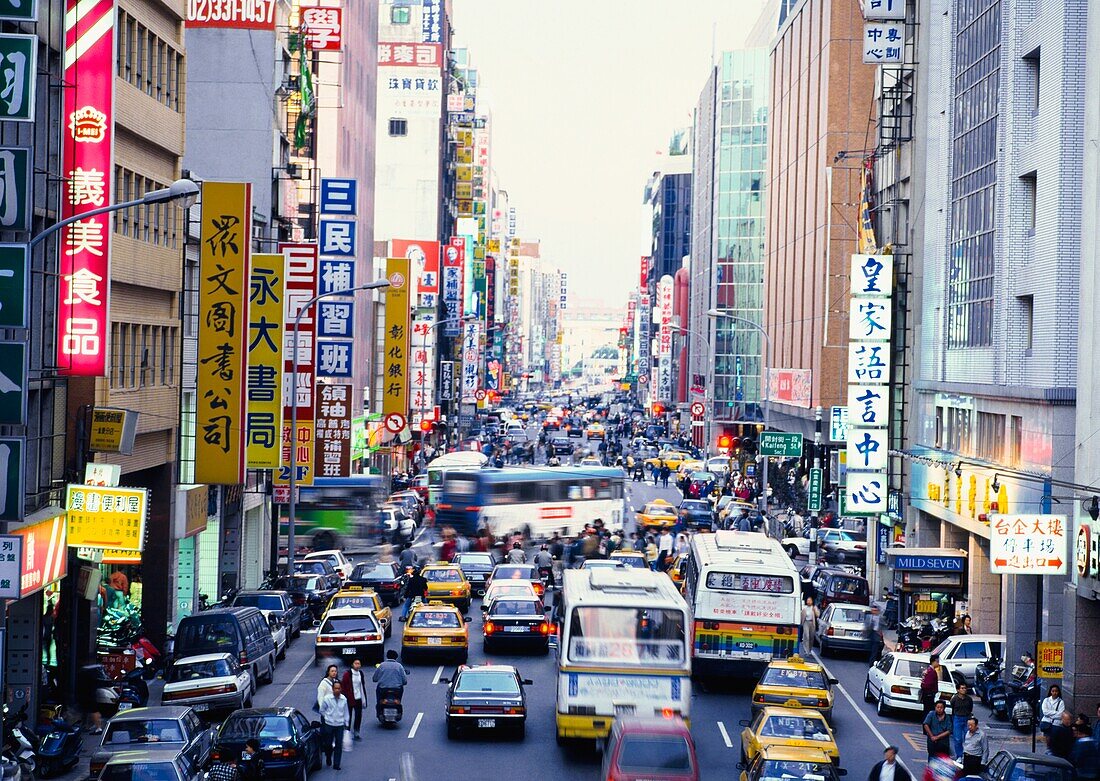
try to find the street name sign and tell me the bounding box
[759,431,803,458]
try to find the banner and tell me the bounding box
[391,239,439,306]
[278,243,319,490]
[246,253,284,469]
[382,257,411,419]
[57,0,115,376]
[411,312,436,424]
[186,0,276,29]
[196,183,251,484]
[461,321,481,402]
[315,384,351,477]
[66,484,148,551]
[442,238,464,336]
[656,275,674,402]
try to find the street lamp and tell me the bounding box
[669,324,713,450]
[707,308,773,520]
[29,178,200,249]
[286,279,391,562]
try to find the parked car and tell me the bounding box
[291,559,338,579]
[347,561,407,606]
[301,550,354,581]
[963,750,1073,781]
[601,717,699,781]
[230,590,304,639]
[173,608,276,687]
[211,708,322,781]
[161,654,253,716]
[864,651,964,716]
[89,707,213,780]
[98,750,202,781]
[817,529,867,564]
[930,634,1006,684]
[814,604,872,656]
[273,574,340,621]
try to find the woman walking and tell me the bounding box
[799,596,818,655]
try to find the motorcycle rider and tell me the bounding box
[506,541,528,564]
[372,650,409,718]
[533,544,553,586]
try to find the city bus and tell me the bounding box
[434,465,625,537]
[278,475,385,551]
[555,568,692,746]
[683,530,801,675]
[425,450,488,506]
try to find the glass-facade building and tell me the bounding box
[691,49,769,423]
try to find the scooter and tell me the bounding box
[33,716,83,778]
[975,656,1002,705]
[376,688,405,728]
[2,705,37,776]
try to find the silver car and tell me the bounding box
[814,603,872,655]
[90,707,213,779]
[161,654,253,715]
[98,750,202,781]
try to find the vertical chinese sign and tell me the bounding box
[845,253,894,514]
[460,321,481,403]
[57,0,113,376]
[656,274,674,403]
[196,183,251,484]
[278,243,319,495]
[382,257,411,423]
[411,312,436,427]
[300,0,343,51]
[442,238,464,337]
[315,384,351,477]
[246,254,284,470]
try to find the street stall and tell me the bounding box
[885,547,968,624]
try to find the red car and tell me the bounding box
[601,717,699,781]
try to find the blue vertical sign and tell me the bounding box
[876,523,891,565]
[318,178,358,377]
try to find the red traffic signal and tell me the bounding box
[419,419,432,432]
[652,403,665,416]
[717,434,732,450]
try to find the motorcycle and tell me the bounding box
[376,688,405,728]
[81,660,154,717]
[2,705,37,776]
[33,716,82,778]
[989,655,1036,724]
[975,655,1002,705]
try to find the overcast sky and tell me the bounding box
[452,0,768,310]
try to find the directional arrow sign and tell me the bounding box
[0,340,26,425]
[759,431,803,458]
[989,513,1067,575]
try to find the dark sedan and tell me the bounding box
[273,575,339,621]
[483,598,551,654]
[678,500,714,530]
[211,709,322,781]
[442,665,531,740]
[550,439,573,456]
[452,552,496,596]
[347,561,407,606]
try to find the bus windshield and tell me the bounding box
[566,607,686,667]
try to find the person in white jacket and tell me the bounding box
[318,681,350,770]
[1039,684,1065,734]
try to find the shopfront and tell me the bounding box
[885,547,968,624]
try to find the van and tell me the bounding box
[173,608,276,688]
[810,568,870,610]
[931,634,1005,684]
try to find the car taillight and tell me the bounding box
[484,622,496,635]
[90,762,105,775]
[464,506,481,512]
[292,595,306,606]
[660,708,676,719]
[449,706,468,714]
[269,748,298,758]
[209,750,221,762]
[827,627,834,636]
[538,622,551,634]
[533,583,544,595]
[891,685,911,695]
[451,589,463,596]
[438,503,452,510]
[818,698,829,706]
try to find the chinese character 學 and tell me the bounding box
[302,7,342,49]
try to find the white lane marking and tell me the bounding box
[407,711,424,739]
[716,720,734,748]
[271,653,314,706]
[432,665,444,685]
[812,652,914,778]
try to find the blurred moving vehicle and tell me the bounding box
[601,717,699,781]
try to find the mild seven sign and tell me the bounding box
[893,554,965,572]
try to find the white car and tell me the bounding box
[161,653,253,713]
[706,456,732,474]
[481,581,539,614]
[931,634,1005,684]
[381,509,416,543]
[782,534,812,558]
[863,651,961,716]
[303,549,355,580]
[268,613,288,660]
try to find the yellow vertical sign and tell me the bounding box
[196,182,251,484]
[246,254,284,469]
[383,258,411,420]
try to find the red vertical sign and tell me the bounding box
[639,256,650,289]
[57,0,116,376]
[278,243,319,488]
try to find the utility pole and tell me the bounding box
[808,406,823,565]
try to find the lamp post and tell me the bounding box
[669,324,713,450]
[707,308,773,521]
[286,280,391,562]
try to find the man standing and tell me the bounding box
[866,746,911,781]
[656,528,673,571]
[866,604,885,664]
[920,654,942,715]
[950,682,974,760]
[402,567,429,619]
[1071,722,1100,781]
[922,700,952,758]
[318,680,350,770]
[341,659,369,740]
[961,717,988,775]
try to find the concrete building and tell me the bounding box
[561,301,623,384]
[905,0,1084,697]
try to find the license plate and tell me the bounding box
[193,704,209,711]
[342,647,357,655]
[428,637,442,645]
[505,626,527,633]
[118,703,133,711]
[477,719,496,729]
[736,641,755,650]
[383,709,398,719]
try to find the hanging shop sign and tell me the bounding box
[173,484,210,538]
[57,1,114,376]
[391,239,440,307]
[0,534,22,599]
[300,1,342,51]
[66,484,149,552]
[0,0,38,21]
[12,512,66,596]
[442,238,464,336]
[382,257,411,421]
[1036,641,1064,679]
[196,182,251,485]
[0,152,31,232]
[88,407,138,454]
[0,34,36,122]
[185,0,276,29]
[989,514,1068,575]
[315,384,351,477]
[278,243,319,490]
[246,254,284,469]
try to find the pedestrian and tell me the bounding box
[238,739,264,781]
[737,510,753,532]
[1040,685,1066,735]
[675,532,690,556]
[341,659,369,740]
[316,663,338,709]
[207,755,241,781]
[950,682,974,760]
[867,746,911,781]
[961,716,988,775]
[922,700,952,758]
[398,542,417,572]
[402,568,429,619]
[799,596,818,655]
[1049,711,1075,759]
[318,680,350,769]
[919,655,942,715]
[656,528,673,571]
[440,529,457,562]
[1071,722,1100,781]
[866,604,885,664]
[660,464,671,488]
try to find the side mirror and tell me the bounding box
[829,677,839,685]
[439,677,450,684]
[399,616,407,622]
[464,617,471,623]
[738,719,751,727]
[736,763,745,771]
[522,679,534,686]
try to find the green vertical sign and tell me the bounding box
[0,341,25,424]
[0,244,27,327]
[0,35,37,121]
[0,436,24,522]
[0,150,31,231]
[0,0,37,22]
[808,467,823,512]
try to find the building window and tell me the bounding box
[1018,294,1033,351]
[976,412,1005,462]
[1021,172,1036,235]
[1009,415,1023,465]
[1023,48,1040,115]
[388,118,408,136]
[934,406,944,449]
[390,5,410,23]
[944,407,972,455]
[115,13,183,112]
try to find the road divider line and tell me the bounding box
[812,652,914,778]
[432,665,444,685]
[717,720,734,748]
[272,653,313,706]
[408,712,424,739]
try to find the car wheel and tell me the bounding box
[447,719,460,740]
[457,650,468,664]
[513,721,526,741]
[296,761,308,781]
[385,622,392,639]
[785,545,799,558]
[819,639,829,656]
[261,657,275,684]
[877,693,889,717]
[864,679,874,703]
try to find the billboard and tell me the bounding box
[246,253,284,469]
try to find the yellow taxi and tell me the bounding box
[739,707,839,766]
[580,456,602,466]
[751,655,837,720]
[739,746,844,781]
[667,553,688,585]
[635,499,679,530]
[323,586,393,638]
[400,600,470,663]
[421,562,472,612]
[585,422,605,439]
[676,459,705,478]
[645,450,692,470]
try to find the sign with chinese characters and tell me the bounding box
[847,427,888,470]
[759,431,803,458]
[185,0,276,29]
[639,256,649,288]
[559,271,568,310]
[847,385,888,426]
[300,1,342,51]
[861,0,906,19]
[990,514,1068,575]
[246,254,284,469]
[0,534,22,599]
[0,341,26,425]
[846,471,887,514]
[174,484,209,538]
[1036,641,1064,679]
[0,34,36,121]
[849,297,892,340]
[11,512,65,596]
[315,384,351,477]
[65,484,148,551]
[411,312,436,422]
[57,1,114,376]
[0,149,31,231]
[279,243,319,487]
[765,368,812,408]
[196,182,251,485]
[382,257,411,420]
[88,407,138,454]
[863,22,904,63]
[421,0,441,42]
[852,254,894,295]
[377,42,442,68]
[439,361,454,401]
[442,238,464,336]
[829,406,849,443]
[460,320,481,402]
[391,239,440,306]
[656,275,674,402]
[0,0,37,21]
[319,178,357,215]
[848,343,890,383]
[319,219,356,257]
[0,245,27,331]
[808,468,824,513]
[0,437,22,521]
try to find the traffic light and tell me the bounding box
[741,437,757,456]
[717,434,732,451]
[651,403,664,417]
[420,419,432,433]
